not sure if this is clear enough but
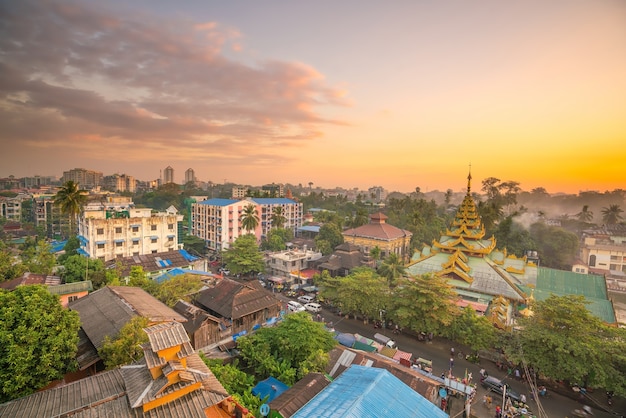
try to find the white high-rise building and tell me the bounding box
[191,197,302,252]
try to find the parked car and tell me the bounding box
[480,376,522,402]
[304,302,322,313]
[297,295,315,304]
[218,267,230,276]
[287,301,306,312]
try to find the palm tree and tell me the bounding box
[54,181,87,238]
[576,205,594,223]
[241,204,259,234]
[377,252,406,288]
[601,204,624,225]
[270,206,286,229]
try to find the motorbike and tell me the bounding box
[571,406,594,417]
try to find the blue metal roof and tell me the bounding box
[76,248,89,257]
[197,198,238,206]
[49,240,67,253]
[179,249,198,262]
[252,377,290,403]
[153,267,214,284]
[292,365,448,418]
[298,225,321,233]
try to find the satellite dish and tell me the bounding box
[260,403,270,416]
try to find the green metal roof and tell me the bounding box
[47,280,93,295]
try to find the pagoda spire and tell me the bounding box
[467,164,472,195]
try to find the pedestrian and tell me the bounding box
[482,394,487,407]
[450,347,455,356]
[316,313,321,322]
[486,395,492,409]
[514,368,521,380]
[495,405,502,418]
[520,393,526,404]
[449,357,454,369]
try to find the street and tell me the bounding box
[316,305,622,418]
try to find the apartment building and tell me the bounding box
[191,197,303,252]
[163,166,175,184]
[78,199,183,261]
[578,225,626,275]
[61,168,103,189]
[0,196,22,221]
[102,174,136,193]
[266,247,323,278]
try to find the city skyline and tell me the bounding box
[1,1,625,194]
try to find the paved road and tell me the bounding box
[311,304,623,418]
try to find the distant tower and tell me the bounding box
[185,168,196,184]
[164,166,174,184]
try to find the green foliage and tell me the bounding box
[182,234,208,256]
[335,267,389,320]
[270,206,287,229]
[390,274,459,335]
[260,228,294,252]
[529,222,579,269]
[601,204,624,225]
[54,181,87,237]
[222,234,265,276]
[157,273,204,307]
[505,295,626,396]
[445,306,500,352]
[241,204,260,233]
[315,223,343,254]
[134,183,182,211]
[202,356,255,396]
[0,246,26,282]
[19,238,55,275]
[377,253,406,287]
[99,316,150,369]
[57,236,80,264]
[493,216,536,257]
[126,266,159,295]
[61,255,105,284]
[237,312,336,383]
[0,285,80,402]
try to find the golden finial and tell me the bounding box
[467,163,472,194]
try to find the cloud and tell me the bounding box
[0,0,350,174]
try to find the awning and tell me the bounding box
[114,239,125,243]
[95,240,106,245]
[393,350,412,362]
[268,277,285,284]
[131,238,140,242]
[77,248,89,257]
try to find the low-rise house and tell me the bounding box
[68,286,186,376]
[265,247,323,279]
[314,242,369,277]
[0,273,91,308]
[105,249,204,280]
[0,321,249,417]
[192,278,282,339]
[173,300,228,351]
[342,212,413,262]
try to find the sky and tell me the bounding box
[1,0,625,194]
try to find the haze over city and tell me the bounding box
[1,0,625,194]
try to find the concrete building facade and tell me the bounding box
[61,168,103,189]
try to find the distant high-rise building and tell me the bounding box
[103,174,136,193]
[185,168,196,184]
[61,168,103,189]
[163,166,175,184]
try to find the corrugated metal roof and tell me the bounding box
[292,365,447,418]
[197,198,238,206]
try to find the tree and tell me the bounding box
[60,254,105,283]
[377,252,406,287]
[390,273,459,336]
[529,223,579,269]
[241,203,259,233]
[335,267,389,321]
[369,246,381,268]
[575,205,594,223]
[260,227,293,252]
[0,285,81,401]
[54,180,87,237]
[0,245,26,282]
[222,234,265,276]
[445,306,500,353]
[505,295,626,396]
[57,236,80,264]
[237,312,336,383]
[315,223,344,255]
[126,266,159,295]
[19,237,55,275]
[157,273,204,307]
[493,216,536,257]
[270,206,286,229]
[182,234,208,256]
[601,204,624,225]
[202,356,260,412]
[99,316,150,369]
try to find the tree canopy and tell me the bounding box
[505,295,626,396]
[54,180,87,237]
[156,273,204,307]
[0,285,81,402]
[222,234,265,276]
[241,204,259,233]
[99,316,150,370]
[237,312,336,384]
[314,223,344,255]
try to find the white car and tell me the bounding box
[287,301,305,312]
[297,295,315,304]
[304,302,322,313]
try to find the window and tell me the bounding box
[133,252,139,256]
[68,295,79,303]
[97,243,105,249]
[97,228,104,235]
[115,227,122,234]
[168,236,174,242]
[151,225,157,231]
[151,238,157,243]
[132,226,139,233]
[151,250,157,254]
[116,241,123,247]
[589,255,596,267]
[168,224,174,229]
[133,240,139,246]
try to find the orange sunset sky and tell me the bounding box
[1,0,625,194]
